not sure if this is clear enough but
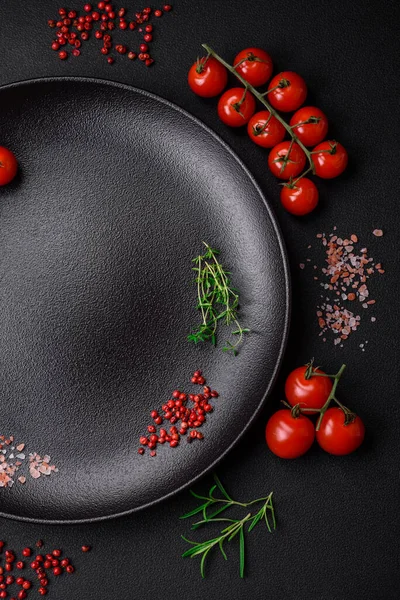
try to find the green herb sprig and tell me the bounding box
[188,243,249,355]
[181,474,275,578]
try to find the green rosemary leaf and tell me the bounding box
[264,510,272,533]
[213,474,232,501]
[183,538,219,558]
[227,524,241,542]
[248,510,263,532]
[184,545,210,559]
[181,535,200,545]
[191,505,230,530]
[208,484,217,497]
[180,502,210,520]
[182,545,207,558]
[200,547,211,578]
[239,525,245,578]
[270,502,277,530]
[204,502,231,522]
[193,517,238,530]
[219,538,228,561]
[189,490,211,501]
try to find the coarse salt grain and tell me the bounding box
[373,229,383,237]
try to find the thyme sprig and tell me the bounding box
[181,474,275,578]
[187,242,249,355]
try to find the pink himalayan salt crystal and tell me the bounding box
[373,229,383,237]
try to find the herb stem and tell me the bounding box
[188,242,249,355]
[181,476,276,578]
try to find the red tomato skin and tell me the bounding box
[247,111,286,148]
[268,141,306,179]
[290,106,329,146]
[265,410,315,459]
[234,47,273,87]
[267,71,307,112]
[280,178,319,216]
[316,408,365,455]
[312,141,348,178]
[285,366,333,410]
[217,88,256,127]
[0,147,18,186]
[188,57,228,98]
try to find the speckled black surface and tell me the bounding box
[0,78,289,522]
[0,0,399,599]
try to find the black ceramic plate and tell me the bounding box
[0,78,289,523]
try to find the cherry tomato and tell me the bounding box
[267,71,307,112]
[217,87,256,127]
[312,140,348,179]
[265,410,315,459]
[247,111,286,148]
[234,47,273,87]
[285,365,333,410]
[188,56,228,98]
[290,106,328,147]
[316,408,365,455]
[0,146,18,186]
[280,178,319,216]
[268,141,306,179]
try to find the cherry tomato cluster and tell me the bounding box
[0,146,18,187]
[188,47,348,216]
[265,362,365,459]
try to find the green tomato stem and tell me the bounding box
[315,364,346,431]
[201,43,315,174]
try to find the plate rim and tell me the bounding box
[0,76,291,524]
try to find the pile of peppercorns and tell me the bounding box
[138,370,219,457]
[0,540,90,598]
[48,3,173,65]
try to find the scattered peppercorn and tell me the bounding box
[48,3,172,63]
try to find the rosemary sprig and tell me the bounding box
[181,474,275,578]
[187,242,249,355]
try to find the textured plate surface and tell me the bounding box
[0,78,289,523]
